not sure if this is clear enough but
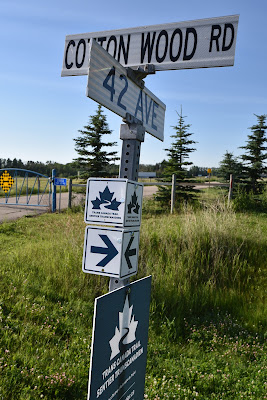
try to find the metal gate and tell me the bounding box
[0,169,51,208]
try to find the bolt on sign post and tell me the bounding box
[78,40,163,398]
[61,15,239,400]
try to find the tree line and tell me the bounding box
[2,107,266,199]
[0,157,215,179]
[0,159,78,177]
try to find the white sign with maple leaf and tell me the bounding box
[109,294,138,360]
[84,178,143,227]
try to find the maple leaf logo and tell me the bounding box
[91,186,121,211]
[127,191,140,214]
[109,295,138,360]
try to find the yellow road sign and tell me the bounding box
[0,170,14,193]
[207,168,212,174]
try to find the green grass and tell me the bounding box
[0,200,266,399]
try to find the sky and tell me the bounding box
[1,0,267,169]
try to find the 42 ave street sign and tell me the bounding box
[62,15,239,77]
[86,40,165,141]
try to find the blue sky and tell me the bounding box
[1,0,266,168]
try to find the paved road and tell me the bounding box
[0,183,227,223]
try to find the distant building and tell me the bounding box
[138,172,156,180]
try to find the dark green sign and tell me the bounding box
[87,276,151,400]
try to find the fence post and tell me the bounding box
[52,169,56,213]
[170,174,176,214]
[228,174,233,207]
[68,178,72,209]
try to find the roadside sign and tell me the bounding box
[54,178,67,186]
[62,15,239,77]
[86,40,165,141]
[0,170,14,193]
[87,276,151,400]
[207,168,212,174]
[83,225,140,278]
[84,178,143,227]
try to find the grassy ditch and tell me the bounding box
[0,203,266,399]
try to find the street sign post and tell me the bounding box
[83,225,140,279]
[62,15,239,77]
[61,13,239,399]
[84,178,143,227]
[86,39,165,141]
[87,276,151,400]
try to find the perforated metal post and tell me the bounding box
[109,115,145,292]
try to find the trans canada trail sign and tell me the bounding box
[83,178,143,279]
[82,225,140,279]
[62,15,239,77]
[84,178,143,227]
[87,276,151,400]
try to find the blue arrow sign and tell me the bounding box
[91,234,119,267]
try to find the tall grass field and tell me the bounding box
[0,197,266,399]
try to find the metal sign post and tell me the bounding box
[110,115,145,291]
[84,39,163,292]
[61,15,239,399]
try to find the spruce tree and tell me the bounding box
[156,109,196,204]
[239,114,267,193]
[217,151,243,182]
[73,105,119,178]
